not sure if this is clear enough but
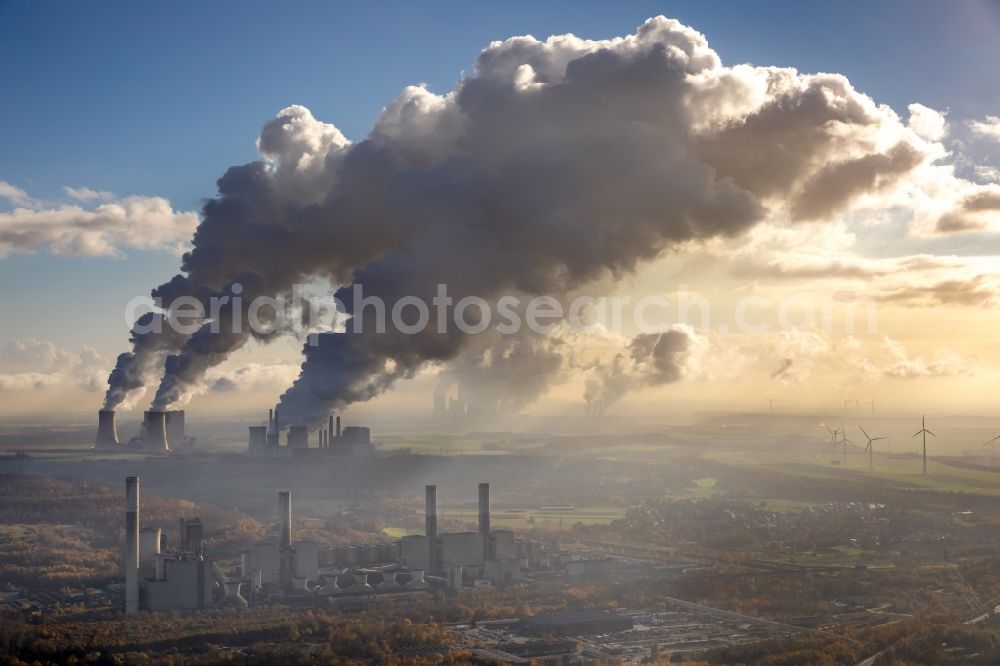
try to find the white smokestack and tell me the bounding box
[125,476,139,615]
[95,410,119,449]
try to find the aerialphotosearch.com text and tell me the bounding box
[125,282,878,342]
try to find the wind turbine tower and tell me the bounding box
[984,433,1000,467]
[859,425,886,470]
[912,415,936,476]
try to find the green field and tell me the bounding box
[706,448,1000,496]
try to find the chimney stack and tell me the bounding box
[278,491,293,592]
[278,491,291,550]
[479,482,491,557]
[336,415,341,439]
[425,485,437,539]
[271,407,281,446]
[144,411,170,451]
[125,476,139,615]
[95,410,119,448]
[328,415,334,442]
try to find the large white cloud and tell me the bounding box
[0,182,198,258]
[0,339,108,392]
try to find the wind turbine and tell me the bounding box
[843,399,851,417]
[867,395,875,416]
[841,429,854,465]
[768,397,774,412]
[824,424,841,452]
[859,425,886,469]
[912,414,936,475]
[984,432,1000,467]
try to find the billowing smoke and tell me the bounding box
[104,16,939,422]
[435,328,569,416]
[584,327,697,414]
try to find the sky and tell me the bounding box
[1,1,999,419]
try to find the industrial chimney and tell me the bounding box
[278,491,292,550]
[336,415,341,439]
[479,482,491,558]
[95,410,119,448]
[144,411,170,451]
[278,491,293,591]
[425,485,437,540]
[328,415,334,443]
[125,476,139,615]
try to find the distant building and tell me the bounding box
[521,610,633,637]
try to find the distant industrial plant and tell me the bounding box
[118,476,600,614]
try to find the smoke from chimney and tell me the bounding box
[101,17,936,421]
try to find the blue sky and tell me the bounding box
[1,0,999,354]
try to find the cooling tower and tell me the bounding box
[95,410,119,448]
[248,425,267,455]
[287,425,308,449]
[125,476,139,615]
[164,410,185,444]
[144,410,169,451]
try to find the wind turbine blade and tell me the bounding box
[859,425,869,439]
[873,437,887,442]
[926,430,936,437]
[912,430,922,438]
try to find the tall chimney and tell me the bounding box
[273,407,281,446]
[144,411,169,451]
[328,415,334,442]
[96,410,119,448]
[425,485,437,539]
[336,415,341,439]
[479,482,490,558]
[269,408,274,432]
[277,491,293,592]
[125,476,139,615]
[278,491,291,550]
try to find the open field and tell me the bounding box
[706,448,1000,496]
[383,504,626,537]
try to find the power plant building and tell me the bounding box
[247,410,374,458]
[121,476,234,614]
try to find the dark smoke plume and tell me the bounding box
[103,17,936,421]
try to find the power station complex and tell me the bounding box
[246,409,374,458]
[94,408,372,458]
[121,477,545,614]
